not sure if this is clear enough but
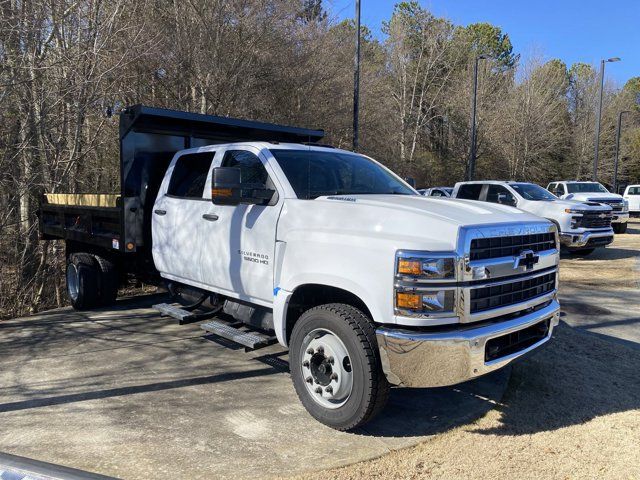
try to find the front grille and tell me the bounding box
[591,199,623,212]
[470,272,556,313]
[485,319,550,362]
[469,233,556,261]
[576,212,612,229]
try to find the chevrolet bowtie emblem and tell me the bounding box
[514,249,539,271]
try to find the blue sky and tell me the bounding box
[330,0,639,87]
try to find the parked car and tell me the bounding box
[547,181,629,233]
[623,184,640,216]
[39,105,561,431]
[419,187,453,197]
[452,181,614,256]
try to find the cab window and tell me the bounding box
[167,152,215,199]
[221,150,275,205]
[628,186,640,195]
[457,184,483,200]
[486,185,515,204]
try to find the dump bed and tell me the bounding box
[39,105,324,255]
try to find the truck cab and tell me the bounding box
[547,181,629,233]
[40,106,561,431]
[452,181,614,255]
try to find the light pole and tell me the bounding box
[593,57,621,181]
[467,54,490,181]
[352,0,361,152]
[613,110,631,193]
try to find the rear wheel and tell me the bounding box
[289,303,389,431]
[66,253,100,310]
[613,222,627,234]
[92,254,118,306]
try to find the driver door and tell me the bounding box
[199,147,283,306]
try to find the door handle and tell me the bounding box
[202,213,219,222]
[154,209,167,216]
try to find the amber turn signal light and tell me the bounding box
[396,292,421,310]
[398,259,422,275]
[212,188,233,197]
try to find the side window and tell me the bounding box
[167,152,215,198]
[431,190,445,197]
[486,185,515,204]
[457,184,483,200]
[547,183,556,195]
[222,150,268,187]
[629,187,639,195]
[558,184,566,196]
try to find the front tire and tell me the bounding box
[289,303,389,431]
[613,222,627,234]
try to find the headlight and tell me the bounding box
[564,208,586,214]
[396,254,456,280]
[623,200,629,212]
[395,251,458,318]
[396,290,456,313]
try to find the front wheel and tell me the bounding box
[613,222,627,234]
[289,303,389,431]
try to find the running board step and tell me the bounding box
[153,303,217,325]
[200,320,277,351]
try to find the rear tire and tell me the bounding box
[66,253,100,310]
[92,254,118,306]
[289,303,390,431]
[613,222,627,234]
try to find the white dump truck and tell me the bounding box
[452,181,614,256]
[40,105,561,430]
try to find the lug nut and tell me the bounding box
[325,386,333,394]
[316,346,324,354]
[330,373,338,381]
[302,360,309,368]
[307,348,314,355]
[315,387,323,394]
[305,376,313,384]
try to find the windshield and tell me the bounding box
[511,183,557,201]
[566,182,609,194]
[270,149,415,199]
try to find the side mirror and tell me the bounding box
[498,193,517,206]
[211,167,242,205]
[211,166,276,206]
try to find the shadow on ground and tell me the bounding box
[476,323,640,436]
[562,247,640,260]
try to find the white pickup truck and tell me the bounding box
[40,106,561,431]
[547,181,629,233]
[452,181,614,255]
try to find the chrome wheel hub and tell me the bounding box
[300,328,353,409]
[66,263,79,302]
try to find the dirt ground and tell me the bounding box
[291,219,640,480]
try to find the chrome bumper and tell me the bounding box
[376,300,560,388]
[559,229,614,248]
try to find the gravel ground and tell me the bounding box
[290,219,640,480]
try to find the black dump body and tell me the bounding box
[39,105,324,273]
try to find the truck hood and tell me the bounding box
[319,194,530,224]
[566,192,622,202]
[277,194,550,252]
[546,198,612,211]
